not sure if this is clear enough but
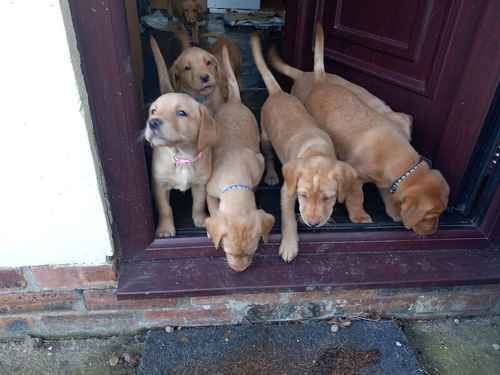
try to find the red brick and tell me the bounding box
[144,306,234,326]
[0,316,34,338]
[41,312,139,336]
[31,265,116,290]
[191,292,280,306]
[0,291,78,315]
[84,289,185,311]
[0,269,27,290]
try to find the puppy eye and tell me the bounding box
[206,60,212,66]
[151,108,156,114]
[184,65,191,71]
[176,110,188,117]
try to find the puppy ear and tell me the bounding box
[330,161,357,203]
[400,197,426,230]
[282,159,301,196]
[258,210,275,243]
[169,63,180,90]
[205,216,226,249]
[197,105,217,151]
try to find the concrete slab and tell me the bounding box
[405,316,500,375]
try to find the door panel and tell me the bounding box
[285,0,499,201]
[320,0,457,96]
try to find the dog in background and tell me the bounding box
[251,33,357,262]
[205,46,274,272]
[270,24,449,235]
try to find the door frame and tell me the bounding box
[68,0,500,298]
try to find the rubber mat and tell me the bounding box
[138,320,424,374]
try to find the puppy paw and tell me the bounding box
[349,211,373,224]
[192,213,208,228]
[279,239,299,263]
[156,220,176,237]
[264,169,280,186]
[387,212,402,222]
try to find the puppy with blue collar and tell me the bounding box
[205,47,275,272]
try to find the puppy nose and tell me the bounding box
[148,118,162,130]
[200,74,210,83]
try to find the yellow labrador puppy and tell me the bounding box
[251,33,357,262]
[205,47,275,272]
[270,24,449,235]
[144,92,216,237]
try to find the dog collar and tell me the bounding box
[221,184,253,194]
[389,156,432,194]
[193,95,208,104]
[174,152,203,166]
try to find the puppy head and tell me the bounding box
[170,47,220,96]
[399,169,449,235]
[144,93,216,151]
[205,210,275,272]
[283,157,357,227]
[180,0,201,24]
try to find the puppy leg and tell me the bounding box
[155,181,176,237]
[206,195,220,217]
[191,183,208,227]
[261,127,279,186]
[379,188,402,222]
[345,179,373,223]
[279,184,299,262]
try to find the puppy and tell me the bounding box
[168,30,226,115]
[205,47,274,272]
[144,92,217,237]
[270,24,449,235]
[251,33,357,262]
[172,0,203,24]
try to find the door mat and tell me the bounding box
[138,320,425,374]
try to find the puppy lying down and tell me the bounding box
[205,46,275,272]
[270,24,449,235]
[144,92,217,237]
[251,33,357,262]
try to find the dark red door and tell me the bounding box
[285,0,500,201]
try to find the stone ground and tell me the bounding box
[1,317,499,375]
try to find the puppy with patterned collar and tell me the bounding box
[205,47,275,272]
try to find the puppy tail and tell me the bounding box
[150,36,174,94]
[171,23,191,50]
[268,46,303,81]
[313,22,326,78]
[250,33,281,95]
[221,45,241,103]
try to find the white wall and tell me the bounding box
[0,1,113,267]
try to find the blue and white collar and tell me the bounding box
[389,156,432,194]
[221,184,253,194]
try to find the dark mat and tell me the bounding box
[139,321,424,375]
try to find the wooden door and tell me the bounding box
[285,0,500,202]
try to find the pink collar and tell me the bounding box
[173,152,203,166]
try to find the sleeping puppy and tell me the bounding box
[270,24,449,235]
[144,92,217,237]
[251,33,357,262]
[205,47,274,272]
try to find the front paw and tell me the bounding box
[386,212,401,222]
[193,212,208,228]
[264,169,279,186]
[156,219,176,237]
[279,238,299,262]
[349,211,373,224]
